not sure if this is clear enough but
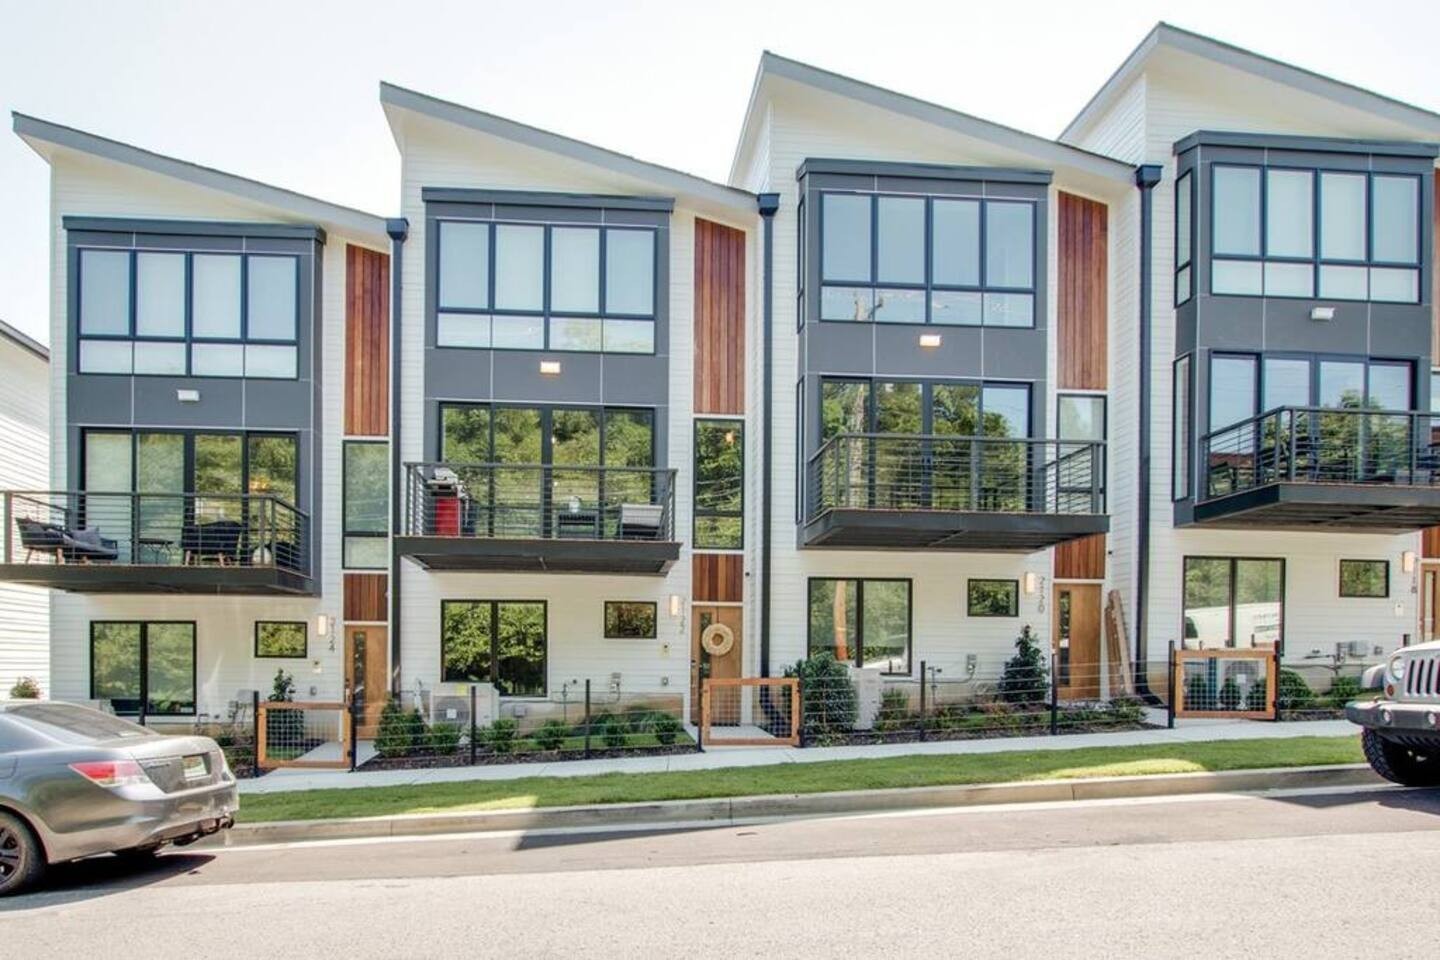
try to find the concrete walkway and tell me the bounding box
[238,715,1357,795]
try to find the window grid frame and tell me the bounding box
[253,620,309,659]
[1181,555,1287,653]
[439,599,549,698]
[693,417,745,551]
[89,619,199,717]
[805,576,914,677]
[342,439,390,571]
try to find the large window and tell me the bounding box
[1209,165,1422,302]
[440,600,546,696]
[694,419,743,549]
[78,249,300,377]
[343,441,389,569]
[435,220,657,353]
[818,192,1037,327]
[90,621,196,715]
[807,578,911,674]
[1208,353,1413,428]
[820,378,1031,439]
[1182,557,1284,649]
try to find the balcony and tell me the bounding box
[1195,407,1440,531]
[803,434,1107,551]
[0,491,312,594]
[396,462,679,574]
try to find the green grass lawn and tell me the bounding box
[238,735,1363,823]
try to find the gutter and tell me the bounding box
[1133,165,1163,701]
[386,217,409,694]
[757,193,780,677]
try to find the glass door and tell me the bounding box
[602,409,655,535]
[136,433,184,565]
[931,383,979,509]
[492,407,542,537]
[83,431,134,562]
[981,384,1030,511]
[551,408,600,537]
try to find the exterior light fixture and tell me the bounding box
[1402,551,1417,574]
[176,389,200,403]
[1022,571,1038,595]
[1310,306,1335,322]
[669,594,682,617]
[539,360,562,376]
[919,333,943,348]
[316,614,332,637]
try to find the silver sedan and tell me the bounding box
[0,700,238,895]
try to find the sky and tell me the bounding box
[2,0,1438,346]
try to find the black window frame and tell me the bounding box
[602,600,658,639]
[437,402,657,468]
[79,427,301,503]
[76,248,302,378]
[439,599,548,697]
[805,577,913,676]
[1173,354,1193,500]
[1338,559,1389,599]
[693,418,744,550]
[815,190,1038,327]
[342,440,389,570]
[89,620,198,717]
[1206,351,1416,423]
[433,218,659,355]
[1207,162,1424,303]
[254,620,308,659]
[1181,556,1287,652]
[966,578,1020,618]
[1175,169,1195,306]
[818,376,1033,439]
[1056,392,1107,505]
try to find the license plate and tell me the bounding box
[182,755,208,782]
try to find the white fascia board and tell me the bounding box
[12,112,390,244]
[379,82,757,215]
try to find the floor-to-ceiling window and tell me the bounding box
[90,621,197,715]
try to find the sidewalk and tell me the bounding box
[238,715,1356,795]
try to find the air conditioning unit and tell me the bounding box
[428,682,498,727]
[846,665,884,730]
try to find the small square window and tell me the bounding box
[967,579,1019,617]
[1338,560,1388,599]
[255,621,307,658]
[604,601,657,639]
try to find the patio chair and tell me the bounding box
[182,519,247,566]
[61,526,120,563]
[15,518,66,562]
[618,503,664,540]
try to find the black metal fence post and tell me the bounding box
[583,679,592,759]
[918,660,927,742]
[348,698,358,772]
[1049,653,1059,736]
[1167,641,1177,729]
[796,674,806,749]
[469,684,478,765]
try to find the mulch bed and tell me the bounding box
[358,743,699,771]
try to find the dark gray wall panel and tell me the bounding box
[67,376,133,424]
[132,377,245,426]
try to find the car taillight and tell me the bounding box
[69,760,148,788]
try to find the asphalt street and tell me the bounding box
[3,784,1438,959]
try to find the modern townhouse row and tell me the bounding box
[3,22,1438,737]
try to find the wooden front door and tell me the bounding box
[1053,584,1102,699]
[346,626,388,737]
[1422,565,1440,644]
[691,605,743,725]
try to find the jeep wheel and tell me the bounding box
[1361,728,1440,787]
[0,811,45,897]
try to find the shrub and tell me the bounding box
[1185,674,1215,711]
[374,700,413,758]
[428,722,462,754]
[652,713,683,745]
[622,705,664,733]
[8,677,40,699]
[265,669,303,750]
[1106,696,1145,725]
[998,626,1049,706]
[1218,677,1243,711]
[784,653,857,735]
[486,717,518,754]
[533,718,570,751]
[1276,669,1315,712]
[601,715,628,748]
[874,687,912,732]
[1327,675,1363,707]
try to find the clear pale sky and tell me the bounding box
[2,0,1437,345]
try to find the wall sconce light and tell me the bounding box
[1402,551,1417,574]
[176,389,200,403]
[1309,306,1335,322]
[669,594,682,617]
[1022,571,1038,595]
[539,360,562,376]
[918,333,943,348]
[316,614,333,638]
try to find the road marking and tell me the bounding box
[206,782,1412,855]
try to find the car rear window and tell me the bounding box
[5,703,152,743]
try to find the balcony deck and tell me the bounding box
[396,463,680,575]
[1194,406,1440,532]
[0,490,313,595]
[803,434,1108,552]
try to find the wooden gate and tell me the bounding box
[256,701,351,770]
[1172,649,1277,720]
[700,677,800,747]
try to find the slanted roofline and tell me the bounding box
[729,50,1135,189]
[12,113,389,243]
[1062,22,1440,144]
[379,82,756,215]
[0,319,47,362]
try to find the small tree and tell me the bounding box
[375,700,412,758]
[784,653,857,736]
[8,677,41,699]
[265,669,303,751]
[997,625,1048,706]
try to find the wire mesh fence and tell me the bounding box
[256,701,349,770]
[700,678,799,746]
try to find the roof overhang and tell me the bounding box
[0,319,47,362]
[380,82,757,218]
[1063,22,1440,145]
[730,51,1135,195]
[13,112,389,246]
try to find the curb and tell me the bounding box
[212,763,1381,847]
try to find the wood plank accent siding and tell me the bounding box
[694,219,746,415]
[1423,527,1440,560]
[344,573,388,622]
[1057,193,1108,391]
[693,554,743,603]
[345,245,390,436]
[1054,534,1106,581]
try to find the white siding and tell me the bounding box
[0,337,50,695]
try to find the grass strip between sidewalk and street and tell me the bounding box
[237,735,1363,823]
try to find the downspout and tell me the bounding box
[386,217,409,695]
[1133,165,1163,701]
[757,193,780,677]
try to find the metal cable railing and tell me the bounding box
[1200,406,1440,501]
[403,462,677,542]
[805,433,1104,520]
